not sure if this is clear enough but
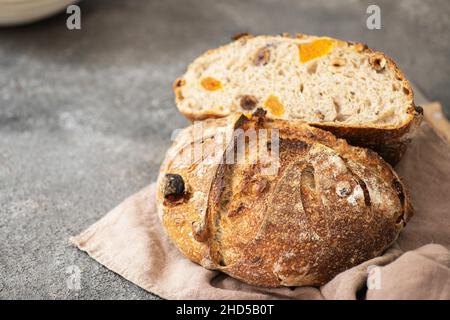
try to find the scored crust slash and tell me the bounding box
[156,109,413,287]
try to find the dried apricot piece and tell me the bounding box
[298,38,335,63]
[264,95,284,116]
[200,77,222,91]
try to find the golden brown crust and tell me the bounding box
[173,34,421,165]
[312,105,423,164]
[157,112,413,287]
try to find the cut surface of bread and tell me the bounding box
[176,34,413,126]
[174,34,423,164]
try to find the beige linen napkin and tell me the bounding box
[70,122,450,300]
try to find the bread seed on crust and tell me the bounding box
[253,47,270,66]
[240,95,258,110]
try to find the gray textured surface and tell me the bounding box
[0,0,449,300]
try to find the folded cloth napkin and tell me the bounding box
[71,122,450,300]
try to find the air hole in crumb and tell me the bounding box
[300,83,304,93]
[333,98,341,114]
[331,58,346,67]
[307,61,318,75]
[336,114,349,122]
[365,99,371,107]
[225,59,236,70]
[392,83,400,91]
[403,87,410,95]
[370,56,386,72]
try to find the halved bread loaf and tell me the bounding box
[174,33,423,164]
[157,111,413,287]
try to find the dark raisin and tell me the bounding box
[414,105,423,115]
[253,47,270,66]
[240,95,258,110]
[252,107,267,119]
[162,174,185,199]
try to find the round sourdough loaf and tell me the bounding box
[173,33,423,165]
[156,111,413,287]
